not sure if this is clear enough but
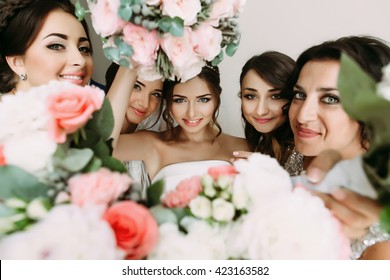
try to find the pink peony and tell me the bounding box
[68,168,132,207]
[0,144,6,166]
[208,165,237,181]
[209,0,235,21]
[162,176,202,208]
[47,85,104,143]
[161,0,201,26]
[103,201,159,259]
[123,23,159,66]
[89,0,125,37]
[192,22,222,61]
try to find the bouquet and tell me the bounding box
[0,81,158,259]
[146,154,351,259]
[76,0,246,81]
[338,54,390,233]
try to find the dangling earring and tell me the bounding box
[19,74,27,81]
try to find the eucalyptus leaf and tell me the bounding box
[104,47,121,62]
[74,1,86,21]
[119,4,133,21]
[225,42,239,57]
[86,99,114,140]
[101,156,127,173]
[57,148,94,172]
[169,17,184,37]
[211,51,224,66]
[0,166,48,201]
[147,179,165,207]
[82,156,103,173]
[158,17,172,33]
[119,59,130,68]
[149,205,178,225]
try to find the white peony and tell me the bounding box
[0,205,123,259]
[2,130,56,174]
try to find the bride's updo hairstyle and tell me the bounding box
[163,63,223,141]
[0,0,92,93]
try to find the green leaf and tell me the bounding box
[169,17,184,37]
[82,156,103,173]
[75,1,86,21]
[101,156,127,173]
[380,205,390,233]
[104,47,121,62]
[146,179,165,207]
[56,148,94,172]
[211,51,224,66]
[158,16,172,33]
[225,42,239,57]
[149,205,178,225]
[92,138,111,158]
[0,166,48,201]
[86,99,114,140]
[119,4,132,21]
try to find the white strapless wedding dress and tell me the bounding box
[151,160,232,193]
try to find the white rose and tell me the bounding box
[217,175,234,190]
[212,198,235,222]
[202,175,216,198]
[5,198,27,209]
[189,196,212,219]
[232,186,249,210]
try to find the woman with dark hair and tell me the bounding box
[285,35,390,259]
[233,51,300,174]
[110,64,249,193]
[0,0,93,93]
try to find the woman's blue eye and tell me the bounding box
[321,95,340,104]
[47,43,64,50]
[198,97,210,103]
[293,92,305,100]
[151,92,162,99]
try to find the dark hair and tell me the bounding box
[162,64,222,141]
[283,36,390,150]
[0,0,92,93]
[239,51,295,165]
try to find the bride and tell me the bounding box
[108,64,249,193]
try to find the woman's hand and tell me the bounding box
[231,151,253,162]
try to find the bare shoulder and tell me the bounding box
[220,133,249,151]
[114,130,162,160]
[360,241,390,260]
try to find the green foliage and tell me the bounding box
[338,53,390,232]
[0,166,48,201]
[158,16,184,37]
[226,42,239,57]
[146,180,165,207]
[119,3,133,21]
[74,1,86,21]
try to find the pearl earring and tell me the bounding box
[19,74,27,81]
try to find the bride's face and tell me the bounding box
[170,76,216,134]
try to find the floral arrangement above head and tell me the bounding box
[146,154,351,259]
[337,54,390,233]
[0,81,158,259]
[76,0,246,81]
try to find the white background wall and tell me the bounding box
[85,0,390,137]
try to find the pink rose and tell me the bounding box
[160,28,204,81]
[89,0,125,37]
[161,0,201,26]
[123,23,159,66]
[0,145,6,166]
[103,201,159,259]
[162,176,202,208]
[233,0,247,14]
[208,165,237,180]
[192,22,222,61]
[47,85,104,143]
[210,0,235,22]
[69,168,132,207]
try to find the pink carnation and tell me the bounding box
[0,145,6,166]
[103,201,159,260]
[47,85,104,143]
[69,168,132,207]
[123,23,159,66]
[208,165,237,181]
[162,176,202,208]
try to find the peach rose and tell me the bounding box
[68,168,132,207]
[47,85,104,143]
[103,201,159,259]
[123,23,159,67]
[0,144,6,166]
[162,176,202,208]
[89,0,125,37]
[208,165,237,181]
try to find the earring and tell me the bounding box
[19,74,27,81]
